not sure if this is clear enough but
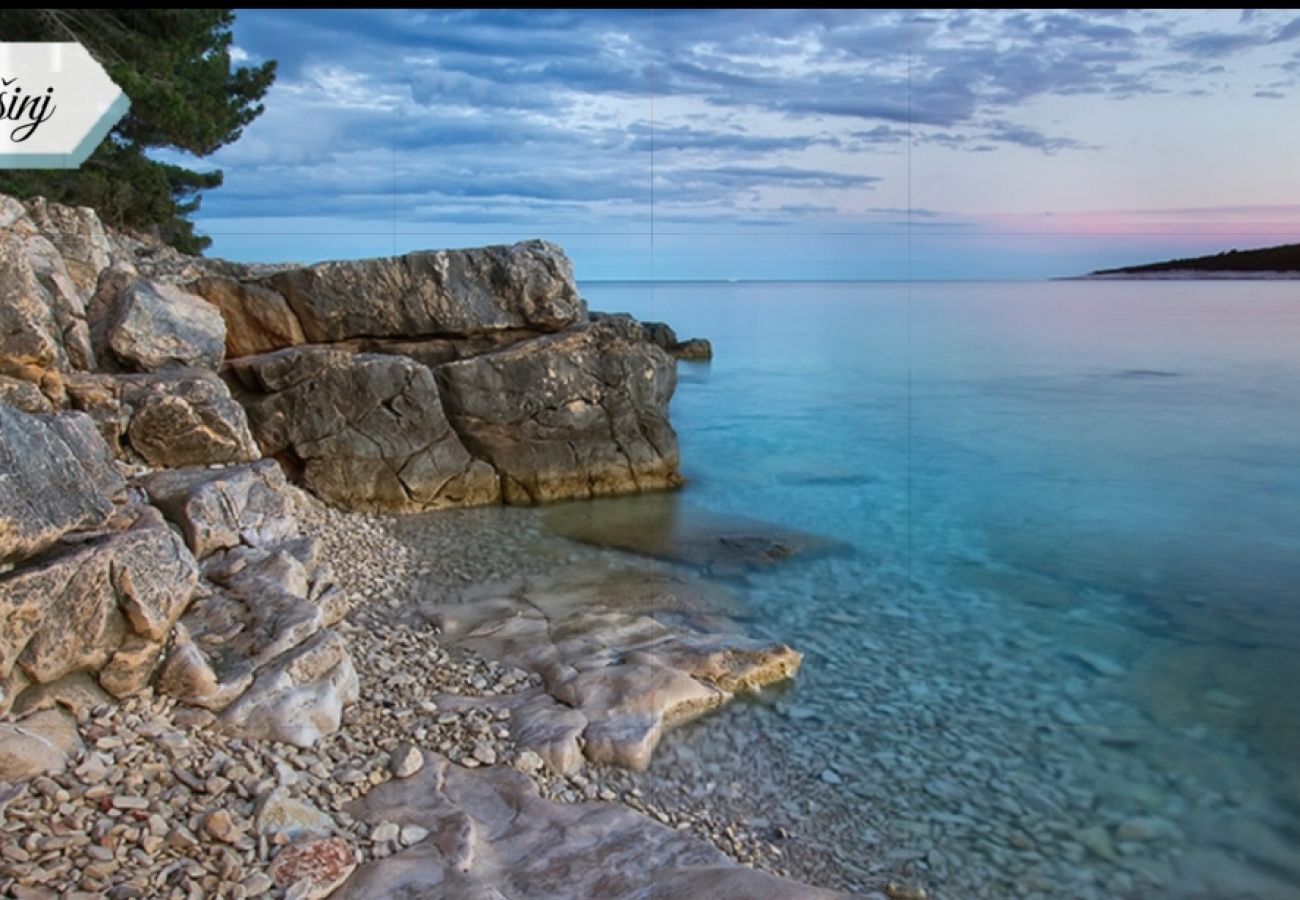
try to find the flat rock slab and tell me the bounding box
[261,240,585,342]
[418,563,800,773]
[338,753,847,899]
[544,492,852,574]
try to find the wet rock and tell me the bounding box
[0,407,123,565]
[0,708,83,781]
[187,275,307,359]
[544,493,850,572]
[261,240,584,342]
[437,318,682,504]
[337,754,846,899]
[423,564,800,772]
[228,347,498,512]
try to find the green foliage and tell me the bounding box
[0,10,275,253]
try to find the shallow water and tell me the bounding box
[571,280,1300,898]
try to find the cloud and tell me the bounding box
[199,9,1300,243]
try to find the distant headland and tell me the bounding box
[1077,242,1300,280]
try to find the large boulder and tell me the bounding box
[1,195,99,373]
[217,629,359,747]
[228,347,499,512]
[187,275,307,359]
[0,407,124,566]
[63,369,260,466]
[141,460,296,558]
[0,506,199,691]
[22,197,113,299]
[95,275,226,372]
[436,318,682,504]
[261,240,586,342]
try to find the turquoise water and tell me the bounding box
[579,280,1300,899]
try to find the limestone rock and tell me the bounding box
[255,787,336,840]
[22,197,113,299]
[228,347,499,512]
[62,369,260,466]
[0,203,95,371]
[262,240,585,342]
[141,460,296,558]
[0,708,84,781]
[337,754,846,899]
[0,407,123,566]
[341,330,538,369]
[98,634,167,698]
[423,565,800,772]
[436,318,682,504]
[121,369,260,467]
[672,337,713,361]
[9,670,113,719]
[218,630,359,747]
[0,375,54,413]
[99,276,226,371]
[188,275,306,359]
[1,510,199,686]
[154,621,253,712]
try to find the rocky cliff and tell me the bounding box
[0,193,685,745]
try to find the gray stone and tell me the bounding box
[141,460,296,558]
[0,708,84,781]
[0,407,123,565]
[218,630,359,747]
[0,375,54,413]
[120,369,260,467]
[338,754,847,899]
[100,277,226,371]
[389,743,424,779]
[2,509,198,685]
[262,240,585,342]
[436,318,682,504]
[228,347,498,512]
[22,197,113,300]
[255,787,336,840]
[0,218,91,372]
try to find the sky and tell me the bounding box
[187,9,1300,279]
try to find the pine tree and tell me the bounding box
[0,10,275,253]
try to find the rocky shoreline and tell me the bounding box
[0,194,836,899]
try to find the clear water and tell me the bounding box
[577,280,1300,899]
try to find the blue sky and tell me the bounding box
[189,9,1300,279]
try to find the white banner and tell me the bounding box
[0,42,129,169]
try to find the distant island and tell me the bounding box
[1082,242,1300,279]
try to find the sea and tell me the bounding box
[569,279,1300,899]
